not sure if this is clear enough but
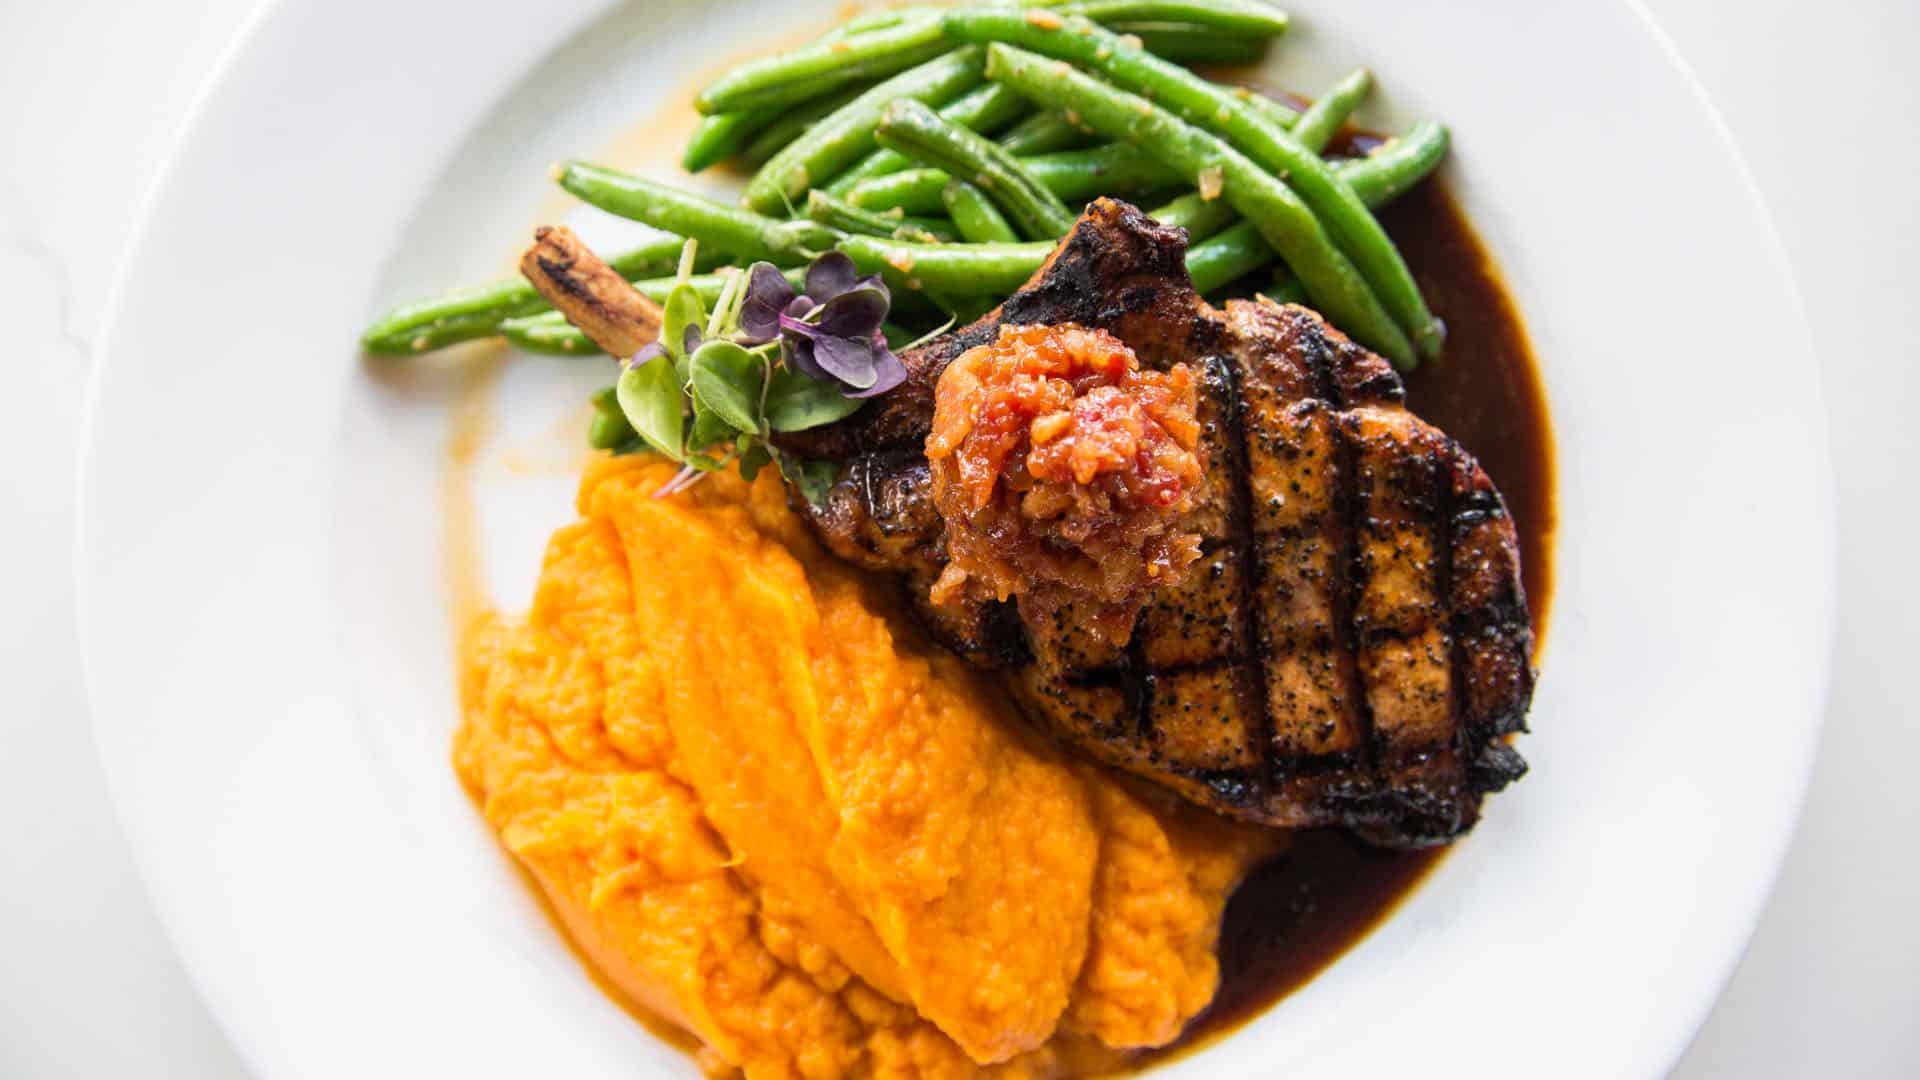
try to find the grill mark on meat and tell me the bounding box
[1444,447,1537,752]
[1323,344,1377,787]
[1437,433,1467,796]
[1211,351,1272,805]
[783,200,1535,846]
[1130,635,1154,741]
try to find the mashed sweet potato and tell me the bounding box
[455,457,1277,1077]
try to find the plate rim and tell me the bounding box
[72,0,1838,1075]
[73,0,292,1071]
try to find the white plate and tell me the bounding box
[76,0,1833,1076]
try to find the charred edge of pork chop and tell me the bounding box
[802,447,1033,667]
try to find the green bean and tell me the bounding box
[1149,191,1237,240]
[745,46,985,215]
[846,143,1181,214]
[738,82,873,167]
[839,213,1278,308]
[683,8,948,172]
[1184,220,1274,293]
[499,267,809,356]
[683,110,779,173]
[500,315,596,356]
[1262,266,1309,305]
[836,6,937,35]
[1114,23,1271,65]
[1292,67,1373,154]
[695,16,950,114]
[1031,143,1184,201]
[1337,120,1449,207]
[845,168,951,215]
[362,309,516,356]
[823,82,1029,194]
[361,234,696,355]
[1228,84,1302,129]
[855,143,1186,213]
[1057,0,1290,35]
[806,189,956,242]
[982,42,1415,366]
[838,235,1055,296]
[588,387,639,450]
[995,110,1097,155]
[605,268,804,315]
[943,294,1002,323]
[558,161,837,263]
[364,288,546,355]
[955,15,1437,363]
[876,98,1077,239]
[942,179,1020,243]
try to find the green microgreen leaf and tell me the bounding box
[686,406,736,455]
[706,267,746,341]
[772,448,840,507]
[727,271,755,339]
[616,354,685,462]
[662,283,706,378]
[764,366,865,432]
[675,237,698,284]
[689,339,768,436]
[736,436,773,483]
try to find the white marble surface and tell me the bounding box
[0,1,1913,1076]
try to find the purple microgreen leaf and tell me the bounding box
[783,295,816,319]
[815,285,889,342]
[682,323,704,357]
[848,330,907,398]
[738,262,796,344]
[810,331,880,390]
[626,341,668,370]
[803,250,860,304]
[854,272,890,302]
[783,334,826,381]
[777,311,822,341]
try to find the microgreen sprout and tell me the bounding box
[737,252,907,398]
[596,244,899,503]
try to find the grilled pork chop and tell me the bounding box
[786,199,1534,846]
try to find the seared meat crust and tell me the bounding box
[787,199,1534,846]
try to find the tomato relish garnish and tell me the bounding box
[926,323,1206,644]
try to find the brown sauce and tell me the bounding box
[1388,181,1558,638]
[1148,175,1557,1064]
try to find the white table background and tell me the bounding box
[1,1,1913,1076]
